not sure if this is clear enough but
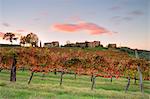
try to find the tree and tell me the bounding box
[25,33,39,47]
[3,32,18,44]
[20,36,26,46]
[20,33,39,47]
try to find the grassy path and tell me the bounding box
[0,70,149,99]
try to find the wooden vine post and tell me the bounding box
[125,76,130,93]
[91,74,96,90]
[135,50,143,93]
[10,54,17,82]
[60,70,65,86]
[28,72,34,84]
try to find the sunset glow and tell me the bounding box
[0,0,149,50]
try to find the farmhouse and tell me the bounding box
[76,42,86,48]
[63,41,101,48]
[108,44,117,49]
[64,43,76,47]
[44,41,59,47]
[86,41,100,47]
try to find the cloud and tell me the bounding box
[0,32,5,37]
[129,10,144,16]
[110,16,133,25]
[122,17,132,21]
[2,22,10,27]
[52,22,112,35]
[16,29,26,32]
[54,24,80,32]
[79,23,110,35]
[110,10,144,25]
[109,6,121,11]
[110,16,121,21]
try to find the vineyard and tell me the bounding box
[0,47,150,98]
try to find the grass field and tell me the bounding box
[0,70,149,99]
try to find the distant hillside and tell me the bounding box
[83,46,150,61]
[0,44,149,61]
[118,47,150,61]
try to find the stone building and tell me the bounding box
[76,42,87,48]
[44,41,59,47]
[64,43,76,47]
[63,41,101,48]
[86,41,100,47]
[108,44,117,49]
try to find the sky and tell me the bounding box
[0,0,149,50]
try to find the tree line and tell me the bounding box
[3,32,39,47]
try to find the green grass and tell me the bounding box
[0,70,149,99]
[84,46,108,51]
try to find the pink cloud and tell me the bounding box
[78,23,109,35]
[52,22,112,35]
[16,29,26,32]
[54,24,80,32]
[0,32,5,37]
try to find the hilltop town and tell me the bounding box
[0,32,117,48]
[44,41,116,49]
[0,32,150,61]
